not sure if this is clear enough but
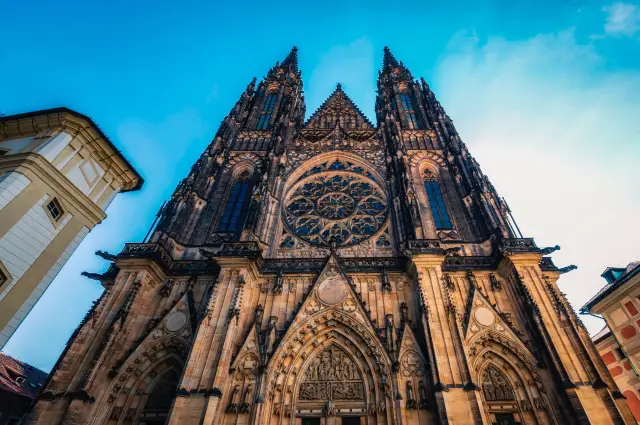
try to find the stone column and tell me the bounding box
[411,255,484,424]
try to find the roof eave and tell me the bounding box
[0,107,144,192]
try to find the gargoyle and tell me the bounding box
[558,265,577,274]
[95,250,117,261]
[540,245,561,255]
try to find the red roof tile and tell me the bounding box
[0,352,48,401]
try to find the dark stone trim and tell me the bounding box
[119,243,220,275]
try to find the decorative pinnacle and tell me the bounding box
[281,46,299,73]
[382,46,400,70]
[336,82,343,91]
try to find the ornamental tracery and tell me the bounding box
[299,345,364,401]
[284,160,388,247]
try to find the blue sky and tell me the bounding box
[1,0,639,371]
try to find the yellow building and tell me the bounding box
[583,262,640,421]
[0,108,142,348]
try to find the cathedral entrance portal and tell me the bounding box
[296,343,367,419]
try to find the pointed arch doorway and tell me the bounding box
[138,368,180,425]
[296,343,366,425]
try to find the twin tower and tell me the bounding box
[27,47,634,425]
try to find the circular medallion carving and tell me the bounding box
[317,278,347,305]
[283,163,388,247]
[474,307,495,327]
[166,312,187,332]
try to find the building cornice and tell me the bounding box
[0,107,143,192]
[581,265,640,314]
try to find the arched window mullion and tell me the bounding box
[400,93,419,129]
[423,170,453,230]
[257,93,277,130]
[218,174,252,234]
[227,182,249,232]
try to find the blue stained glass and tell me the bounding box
[218,182,249,232]
[400,94,413,111]
[376,235,391,247]
[284,170,388,247]
[296,217,321,235]
[358,196,385,215]
[348,181,372,199]
[350,216,376,235]
[424,180,452,229]
[321,223,349,245]
[300,181,324,199]
[400,93,419,129]
[329,160,346,170]
[280,235,295,248]
[264,93,277,111]
[287,197,314,216]
[257,113,271,130]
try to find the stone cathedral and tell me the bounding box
[28,48,635,425]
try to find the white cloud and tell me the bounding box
[434,29,640,334]
[603,2,640,37]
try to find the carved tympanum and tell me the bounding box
[482,364,515,402]
[299,345,364,401]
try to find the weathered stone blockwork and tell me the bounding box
[28,48,635,425]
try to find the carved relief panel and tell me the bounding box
[299,345,364,401]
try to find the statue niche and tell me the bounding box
[299,345,364,401]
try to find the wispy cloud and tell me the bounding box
[603,2,640,37]
[434,29,640,334]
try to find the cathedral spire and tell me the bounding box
[380,46,412,79]
[280,46,299,73]
[382,46,400,70]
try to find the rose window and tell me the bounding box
[284,171,387,247]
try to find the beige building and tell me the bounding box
[583,263,640,421]
[0,108,143,348]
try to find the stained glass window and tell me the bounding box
[423,171,452,229]
[257,93,277,130]
[284,171,387,247]
[400,93,419,129]
[218,180,250,232]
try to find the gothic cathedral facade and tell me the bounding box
[27,48,635,425]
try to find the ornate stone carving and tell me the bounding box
[283,161,388,247]
[481,365,515,402]
[405,381,417,409]
[400,351,425,377]
[299,346,364,401]
[418,381,428,410]
[489,274,502,292]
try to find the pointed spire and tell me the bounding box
[380,46,412,79]
[304,83,374,128]
[383,46,400,70]
[281,46,299,73]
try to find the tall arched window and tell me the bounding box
[257,93,277,130]
[218,172,251,233]
[400,93,419,129]
[423,169,452,229]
